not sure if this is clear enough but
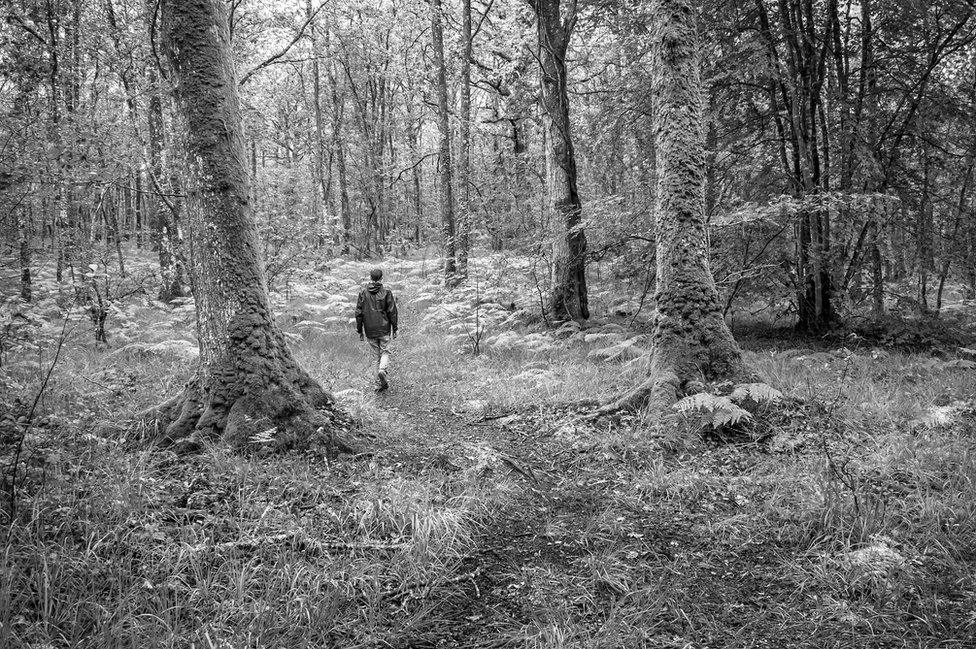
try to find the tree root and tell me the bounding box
[142,374,360,455]
[589,362,764,421]
[588,370,683,419]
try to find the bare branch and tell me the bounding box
[239,2,328,86]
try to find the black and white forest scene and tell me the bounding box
[2,0,976,646]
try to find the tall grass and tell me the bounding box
[3,255,975,646]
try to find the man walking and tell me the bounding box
[355,268,399,392]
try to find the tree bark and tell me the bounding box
[155,0,346,452]
[870,221,884,318]
[406,99,424,245]
[532,0,588,321]
[18,207,32,302]
[598,0,745,415]
[430,0,457,284]
[105,189,128,277]
[146,64,185,303]
[323,22,352,255]
[62,0,83,279]
[936,153,975,312]
[456,0,473,280]
[308,0,330,244]
[335,130,353,255]
[918,136,932,312]
[133,171,143,248]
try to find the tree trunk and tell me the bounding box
[62,0,83,280]
[430,0,457,284]
[967,228,976,299]
[133,171,143,249]
[870,222,884,318]
[918,138,932,312]
[18,207,32,302]
[598,0,745,415]
[105,189,127,277]
[936,154,975,312]
[335,134,352,255]
[155,0,346,452]
[123,176,133,242]
[533,0,588,321]
[456,0,473,280]
[406,100,424,245]
[754,0,834,332]
[308,0,330,244]
[324,24,352,255]
[146,62,185,303]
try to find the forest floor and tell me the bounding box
[2,251,976,648]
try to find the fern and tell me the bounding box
[729,382,783,404]
[712,403,753,427]
[675,393,753,429]
[675,392,726,413]
[675,382,781,431]
[249,427,278,445]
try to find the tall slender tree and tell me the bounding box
[307,0,329,238]
[430,0,457,284]
[599,0,745,414]
[141,0,186,303]
[457,0,473,281]
[153,0,345,450]
[530,0,588,321]
[323,19,353,254]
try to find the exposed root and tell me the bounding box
[588,358,760,421]
[142,373,360,455]
[589,370,682,419]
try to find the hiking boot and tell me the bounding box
[376,370,389,392]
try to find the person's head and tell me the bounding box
[369,268,383,282]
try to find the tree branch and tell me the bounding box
[239,2,327,86]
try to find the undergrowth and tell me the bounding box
[2,251,975,647]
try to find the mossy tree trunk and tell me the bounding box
[531,0,588,321]
[599,0,745,415]
[155,0,343,451]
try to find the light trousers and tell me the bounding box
[367,335,391,373]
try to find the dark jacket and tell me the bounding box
[356,281,398,339]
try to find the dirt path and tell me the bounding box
[366,382,591,648]
[359,378,923,649]
[359,380,718,648]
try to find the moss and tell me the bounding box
[596,0,746,417]
[156,0,351,455]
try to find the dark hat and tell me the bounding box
[369,268,383,281]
